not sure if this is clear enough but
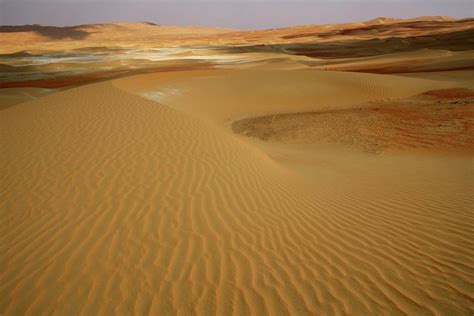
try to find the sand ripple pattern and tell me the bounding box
[1,81,473,315]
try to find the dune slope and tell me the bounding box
[120,70,449,123]
[1,71,473,315]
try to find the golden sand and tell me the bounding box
[2,16,474,315]
[1,67,473,315]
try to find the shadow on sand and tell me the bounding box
[216,28,474,59]
[0,25,90,40]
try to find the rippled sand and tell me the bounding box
[1,68,473,315]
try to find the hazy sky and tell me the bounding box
[1,0,473,29]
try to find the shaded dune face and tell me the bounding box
[311,50,474,74]
[1,69,473,315]
[0,25,90,40]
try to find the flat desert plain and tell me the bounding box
[1,17,474,315]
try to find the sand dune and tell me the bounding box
[1,17,473,54]
[0,87,56,109]
[2,15,473,316]
[1,16,472,94]
[232,89,474,154]
[0,22,236,53]
[312,49,474,73]
[1,69,473,315]
[124,70,449,123]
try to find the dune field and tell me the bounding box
[1,17,474,315]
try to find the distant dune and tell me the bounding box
[0,22,237,52]
[0,16,473,95]
[1,16,473,53]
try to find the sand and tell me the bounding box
[2,16,474,315]
[231,88,474,154]
[1,67,473,315]
[312,49,474,73]
[2,17,472,95]
[0,88,57,109]
[0,22,236,53]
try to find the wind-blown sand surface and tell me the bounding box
[1,68,473,315]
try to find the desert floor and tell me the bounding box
[1,18,474,315]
